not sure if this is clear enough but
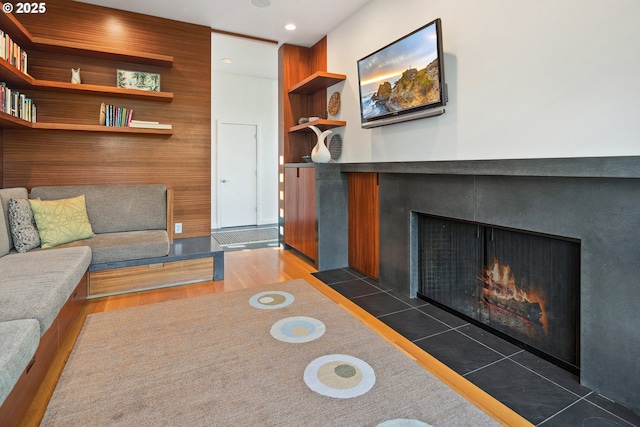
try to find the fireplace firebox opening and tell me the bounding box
[416,213,580,373]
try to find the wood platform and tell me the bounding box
[87,236,224,298]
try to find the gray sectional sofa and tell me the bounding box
[0,184,173,425]
[30,184,172,264]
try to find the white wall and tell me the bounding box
[327,0,640,162]
[211,71,278,228]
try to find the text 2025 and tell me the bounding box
[15,2,47,14]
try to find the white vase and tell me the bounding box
[309,125,332,163]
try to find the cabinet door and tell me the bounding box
[298,167,316,260]
[284,167,316,261]
[284,167,300,250]
[348,173,379,278]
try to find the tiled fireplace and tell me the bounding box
[342,156,640,415]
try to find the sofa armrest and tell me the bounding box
[167,188,174,243]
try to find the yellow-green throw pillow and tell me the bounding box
[29,195,95,248]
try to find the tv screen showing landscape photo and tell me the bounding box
[358,19,444,127]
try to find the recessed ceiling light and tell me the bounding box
[285,23,296,31]
[220,58,233,64]
[250,0,271,8]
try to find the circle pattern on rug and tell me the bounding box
[304,354,375,398]
[249,291,294,309]
[377,420,433,427]
[270,316,325,343]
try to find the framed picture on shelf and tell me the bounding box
[117,70,160,92]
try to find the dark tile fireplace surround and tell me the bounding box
[335,156,640,415]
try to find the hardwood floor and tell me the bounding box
[22,247,530,427]
[86,247,322,313]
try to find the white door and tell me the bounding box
[217,122,258,228]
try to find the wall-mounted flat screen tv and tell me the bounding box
[357,18,446,129]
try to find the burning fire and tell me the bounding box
[480,258,547,333]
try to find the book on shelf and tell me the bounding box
[0,82,36,123]
[99,105,170,129]
[129,119,172,130]
[0,31,28,75]
[100,102,133,127]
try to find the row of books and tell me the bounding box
[0,82,36,123]
[0,31,28,74]
[99,103,171,129]
[100,102,133,127]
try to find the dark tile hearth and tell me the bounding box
[379,308,449,342]
[312,268,640,427]
[346,292,410,317]
[327,279,381,300]
[465,358,580,425]
[415,329,505,376]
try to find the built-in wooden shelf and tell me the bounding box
[31,37,174,68]
[0,59,35,86]
[288,71,346,95]
[0,8,174,67]
[0,111,31,129]
[31,122,173,134]
[0,6,34,47]
[0,113,171,134]
[288,72,347,133]
[0,63,173,100]
[0,6,174,133]
[289,119,346,133]
[31,81,174,101]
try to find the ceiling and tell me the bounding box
[73,0,371,79]
[74,0,371,47]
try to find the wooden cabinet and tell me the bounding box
[284,166,316,260]
[348,172,379,278]
[0,9,173,134]
[278,38,348,266]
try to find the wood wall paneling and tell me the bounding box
[2,0,212,237]
[283,167,299,248]
[308,37,328,120]
[279,43,312,164]
[300,167,316,260]
[348,172,379,278]
[308,37,327,77]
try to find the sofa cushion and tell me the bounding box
[0,319,40,407]
[30,185,167,234]
[8,198,41,253]
[56,230,170,264]
[0,246,91,336]
[0,188,29,255]
[29,195,95,248]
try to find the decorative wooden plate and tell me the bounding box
[328,92,341,116]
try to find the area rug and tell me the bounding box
[41,279,500,426]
